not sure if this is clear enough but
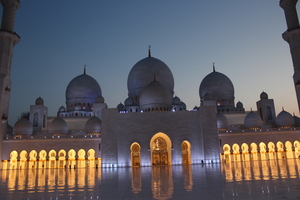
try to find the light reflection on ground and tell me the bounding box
[0,159,300,199]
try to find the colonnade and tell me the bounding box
[3,149,101,169]
[222,140,300,162]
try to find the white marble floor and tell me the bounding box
[0,159,300,199]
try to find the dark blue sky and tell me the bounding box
[4,1,300,125]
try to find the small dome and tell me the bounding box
[13,118,33,135]
[85,116,101,134]
[124,97,134,106]
[180,102,186,110]
[66,73,102,109]
[127,56,174,100]
[193,106,199,110]
[199,71,234,105]
[244,111,262,129]
[276,110,295,127]
[117,103,125,112]
[236,101,243,108]
[217,113,229,130]
[48,117,68,134]
[95,95,105,103]
[172,96,181,105]
[139,80,172,111]
[58,106,66,112]
[74,104,81,111]
[260,92,268,100]
[35,97,44,105]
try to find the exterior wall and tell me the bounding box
[101,107,219,167]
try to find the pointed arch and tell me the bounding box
[285,141,293,158]
[181,141,191,164]
[131,142,141,166]
[150,132,172,165]
[223,144,231,162]
[9,150,18,169]
[58,149,66,168]
[49,150,57,168]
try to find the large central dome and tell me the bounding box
[127,56,174,102]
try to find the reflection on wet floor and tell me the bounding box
[0,159,300,199]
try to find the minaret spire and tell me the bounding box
[148,45,151,57]
[280,0,300,113]
[0,0,21,169]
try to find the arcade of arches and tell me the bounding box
[4,149,101,169]
[222,140,300,162]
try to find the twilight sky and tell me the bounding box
[4,1,300,125]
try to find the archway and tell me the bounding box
[39,150,47,168]
[9,150,18,169]
[294,140,300,158]
[268,142,276,160]
[223,144,231,162]
[181,141,191,164]
[19,150,28,169]
[29,150,37,168]
[78,149,86,168]
[58,149,66,168]
[250,143,258,160]
[285,141,293,158]
[276,141,285,159]
[49,150,57,168]
[87,149,95,167]
[150,133,172,165]
[68,149,76,168]
[232,143,240,161]
[241,143,250,161]
[259,142,267,160]
[131,143,141,167]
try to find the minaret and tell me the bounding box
[0,0,20,168]
[280,0,300,112]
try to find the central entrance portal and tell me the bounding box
[152,137,168,165]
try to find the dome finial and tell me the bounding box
[148,45,151,57]
[84,65,86,75]
[213,62,215,72]
[282,107,285,111]
[153,74,157,82]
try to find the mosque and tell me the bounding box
[0,0,300,169]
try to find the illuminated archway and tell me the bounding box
[29,150,37,168]
[19,150,28,169]
[9,150,18,169]
[294,140,300,158]
[78,149,86,168]
[276,141,285,159]
[68,149,76,168]
[87,149,95,167]
[58,149,66,168]
[241,143,250,161]
[250,143,258,160]
[268,142,276,160]
[259,142,267,160]
[223,144,231,162]
[285,141,293,158]
[39,150,47,168]
[49,150,57,168]
[131,143,141,166]
[181,141,191,164]
[232,143,240,161]
[150,132,172,165]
